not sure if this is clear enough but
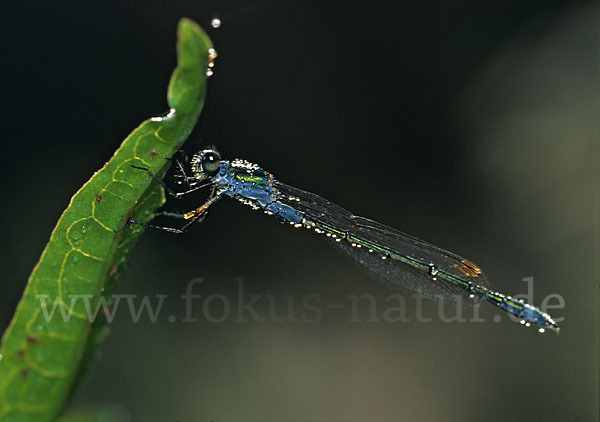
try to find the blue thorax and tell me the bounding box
[211,160,303,224]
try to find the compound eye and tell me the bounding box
[201,150,221,175]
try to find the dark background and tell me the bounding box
[0,1,597,421]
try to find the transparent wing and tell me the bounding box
[275,182,489,305]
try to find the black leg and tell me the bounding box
[131,165,212,199]
[175,149,191,163]
[165,156,192,188]
[115,211,207,234]
[152,187,217,220]
[114,192,223,234]
[153,210,189,220]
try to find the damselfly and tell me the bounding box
[119,148,559,333]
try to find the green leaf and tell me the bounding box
[0,18,213,421]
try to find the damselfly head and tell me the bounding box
[191,148,222,179]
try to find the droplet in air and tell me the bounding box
[211,17,222,28]
[207,48,218,72]
[206,69,214,77]
[538,328,545,333]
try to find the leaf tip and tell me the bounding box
[178,17,211,46]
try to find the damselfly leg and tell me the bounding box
[115,191,223,234]
[131,165,213,199]
[166,150,195,188]
[114,163,219,234]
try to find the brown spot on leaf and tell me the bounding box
[20,369,29,378]
[149,150,158,158]
[17,349,26,357]
[109,267,118,276]
[25,336,39,345]
[96,194,103,201]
